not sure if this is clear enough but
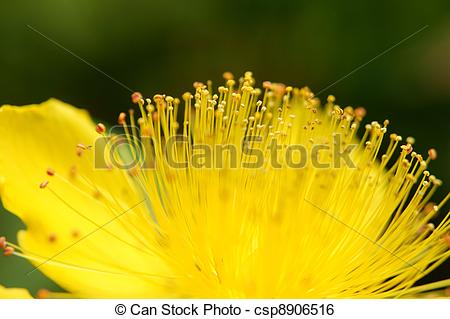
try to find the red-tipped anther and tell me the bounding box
[131,92,143,104]
[262,81,272,89]
[3,246,14,256]
[428,148,437,160]
[36,289,50,299]
[46,168,55,176]
[222,71,234,80]
[354,107,367,119]
[96,123,106,134]
[0,236,6,249]
[118,112,127,125]
[39,181,49,189]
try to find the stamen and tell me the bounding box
[118,112,127,125]
[406,136,415,145]
[428,148,437,160]
[3,246,14,256]
[76,144,86,157]
[46,168,55,176]
[39,180,49,189]
[131,92,143,104]
[36,289,50,299]
[223,71,234,80]
[95,123,106,134]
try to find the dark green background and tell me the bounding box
[0,0,449,295]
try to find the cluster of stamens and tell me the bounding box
[1,71,449,297]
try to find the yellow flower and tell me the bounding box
[0,72,449,298]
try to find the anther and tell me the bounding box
[118,112,127,125]
[327,95,335,103]
[406,136,415,145]
[131,92,143,104]
[428,148,437,160]
[0,236,5,249]
[46,168,55,176]
[223,71,234,80]
[423,202,436,214]
[226,79,235,87]
[354,107,366,119]
[76,143,87,150]
[418,223,435,234]
[262,81,272,89]
[36,289,50,299]
[96,123,106,134]
[76,144,87,156]
[39,181,49,189]
[3,246,14,256]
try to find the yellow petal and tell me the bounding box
[0,99,174,297]
[0,285,32,298]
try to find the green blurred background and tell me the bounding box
[0,0,449,295]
